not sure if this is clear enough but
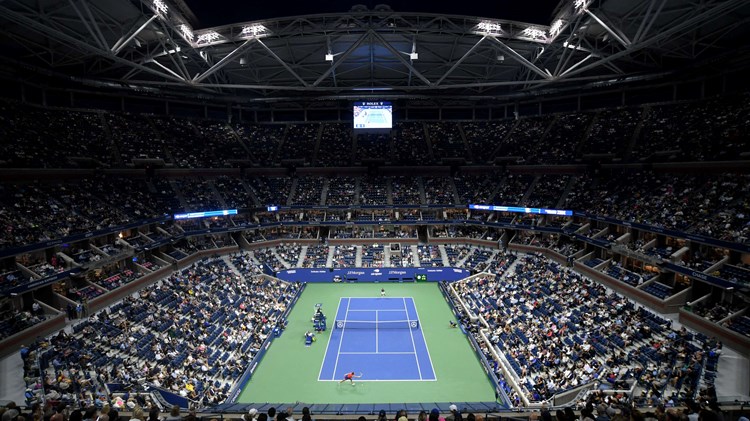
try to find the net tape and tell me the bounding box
[334,320,419,329]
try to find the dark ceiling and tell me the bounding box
[183,0,561,29]
[2,0,749,104]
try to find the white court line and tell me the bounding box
[331,297,351,380]
[347,309,404,312]
[375,310,379,353]
[409,296,438,381]
[318,297,343,381]
[339,351,415,355]
[402,297,423,380]
[318,378,438,382]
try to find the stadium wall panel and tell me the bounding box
[679,309,750,357]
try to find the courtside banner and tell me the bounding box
[276,267,470,283]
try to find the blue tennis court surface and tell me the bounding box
[367,112,386,123]
[364,109,391,127]
[318,297,436,381]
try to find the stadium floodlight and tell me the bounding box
[549,19,564,38]
[179,24,193,41]
[155,46,180,57]
[574,0,589,13]
[153,0,168,15]
[522,27,547,41]
[324,48,343,62]
[197,31,220,44]
[476,21,503,34]
[409,52,418,60]
[241,24,267,37]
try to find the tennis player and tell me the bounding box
[380,288,386,297]
[339,371,362,385]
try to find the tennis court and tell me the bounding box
[237,283,497,405]
[318,297,436,381]
[365,110,387,124]
[364,109,392,127]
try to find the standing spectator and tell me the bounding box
[564,407,577,421]
[686,403,700,421]
[82,408,97,421]
[49,405,65,421]
[2,403,20,421]
[580,407,595,421]
[129,407,144,421]
[448,405,462,421]
[541,404,553,421]
[707,403,724,421]
[147,405,159,421]
[164,406,181,421]
[98,406,110,421]
[595,405,611,421]
[429,409,445,421]
[69,410,83,421]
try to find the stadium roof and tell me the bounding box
[183,1,562,29]
[0,0,749,103]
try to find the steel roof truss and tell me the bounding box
[112,15,158,55]
[633,0,668,44]
[557,0,748,82]
[71,0,109,50]
[370,31,432,87]
[489,37,551,80]
[255,38,310,87]
[313,31,370,87]
[585,9,631,48]
[192,39,255,83]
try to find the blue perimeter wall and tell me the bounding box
[437,282,512,409]
[276,267,471,283]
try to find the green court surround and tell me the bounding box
[237,283,496,404]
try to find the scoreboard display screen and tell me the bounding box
[353,101,393,129]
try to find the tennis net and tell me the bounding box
[333,319,419,329]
